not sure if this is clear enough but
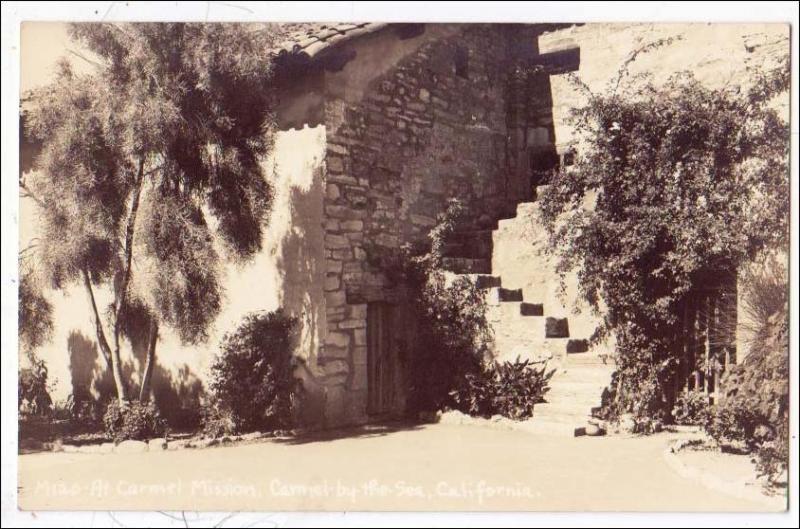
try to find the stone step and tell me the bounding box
[564,353,615,366]
[516,201,539,217]
[442,230,494,259]
[472,274,501,289]
[520,302,544,316]
[487,287,523,304]
[441,257,491,274]
[443,273,501,289]
[550,370,614,386]
[545,317,570,338]
[554,363,616,376]
[543,388,601,402]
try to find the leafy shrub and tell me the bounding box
[450,358,555,420]
[671,392,711,426]
[102,400,166,443]
[539,42,789,424]
[407,273,492,413]
[205,310,301,435]
[703,396,768,452]
[200,400,238,438]
[18,355,53,417]
[19,270,54,354]
[755,417,789,484]
[370,200,493,414]
[705,295,788,483]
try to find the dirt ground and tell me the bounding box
[17,423,783,512]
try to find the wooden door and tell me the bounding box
[367,303,395,416]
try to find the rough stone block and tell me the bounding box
[319,359,349,377]
[326,259,343,274]
[341,219,364,232]
[331,248,353,261]
[319,345,350,360]
[325,290,347,307]
[148,438,168,451]
[347,303,368,319]
[327,156,345,173]
[352,345,368,364]
[325,331,351,348]
[350,363,368,391]
[324,274,341,292]
[338,318,366,330]
[353,328,367,346]
[325,233,350,249]
[115,440,149,454]
[545,317,570,338]
[326,183,341,201]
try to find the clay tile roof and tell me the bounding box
[273,22,389,60]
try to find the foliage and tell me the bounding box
[21,23,281,402]
[704,396,768,452]
[671,391,711,426]
[102,400,166,442]
[200,400,238,438]
[18,269,53,354]
[450,358,555,420]
[707,297,789,483]
[739,253,788,348]
[18,355,53,417]
[205,310,301,435]
[371,199,493,413]
[539,44,790,423]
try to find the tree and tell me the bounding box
[539,48,790,424]
[21,23,280,404]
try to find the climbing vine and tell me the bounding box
[539,51,790,425]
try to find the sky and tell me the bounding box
[20,22,93,92]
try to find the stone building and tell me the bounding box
[265,22,596,428]
[20,22,789,433]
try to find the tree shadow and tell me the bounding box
[151,363,204,430]
[66,328,204,430]
[274,150,328,428]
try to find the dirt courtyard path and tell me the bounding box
[17,423,779,511]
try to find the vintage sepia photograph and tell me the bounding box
[2,1,797,524]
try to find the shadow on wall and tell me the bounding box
[67,330,134,405]
[66,329,204,428]
[275,158,327,428]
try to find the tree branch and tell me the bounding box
[19,179,47,209]
[81,269,113,370]
[114,157,146,328]
[139,319,158,402]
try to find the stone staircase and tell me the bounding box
[442,186,614,436]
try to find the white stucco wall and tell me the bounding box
[20,125,327,405]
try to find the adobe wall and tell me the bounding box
[19,125,327,426]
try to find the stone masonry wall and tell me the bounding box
[318,25,518,425]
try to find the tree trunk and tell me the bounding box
[139,320,158,402]
[82,269,128,402]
